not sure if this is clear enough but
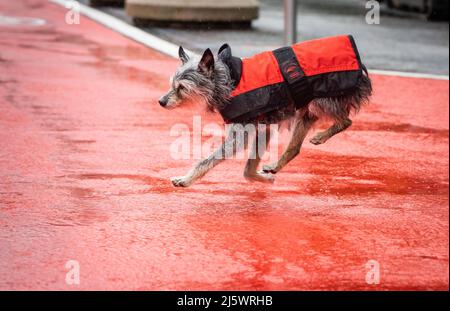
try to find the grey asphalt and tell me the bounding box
[82,0,449,75]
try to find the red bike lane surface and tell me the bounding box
[0,0,448,290]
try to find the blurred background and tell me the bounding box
[80,0,449,75]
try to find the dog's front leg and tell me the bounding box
[171,124,242,187]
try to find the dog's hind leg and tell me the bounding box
[171,124,245,187]
[310,118,352,145]
[262,114,317,174]
[244,126,274,183]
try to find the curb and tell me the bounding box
[125,0,259,23]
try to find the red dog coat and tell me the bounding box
[219,35,366,123]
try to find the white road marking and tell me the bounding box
[368,69,448,81]
[0,15,47,26]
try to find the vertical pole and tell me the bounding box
[284,0,297,46]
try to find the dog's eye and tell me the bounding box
[177,84,185,96]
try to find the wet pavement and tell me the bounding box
[0,0,449,290]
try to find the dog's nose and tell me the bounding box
[159,98,168,107]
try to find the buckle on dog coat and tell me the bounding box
[219,35,364,123]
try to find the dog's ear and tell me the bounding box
[218,44,232,62]
[179,46,189,64]
[198,48,215,75]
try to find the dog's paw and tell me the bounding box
[262,164,279,174]
[171,176,193,188]
[246,172,276,184]
[310,135,327,145]
[260,172,276,184]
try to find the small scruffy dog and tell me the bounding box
[160,36,372,187]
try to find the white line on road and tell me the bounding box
[50,0,449,81]
[368,69,448,81]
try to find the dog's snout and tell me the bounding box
[159,97,168,107]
